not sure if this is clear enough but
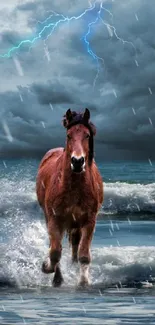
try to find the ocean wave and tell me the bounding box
[0,179,155,217]
[102,182,155,215]
[0,219,155,289]
[1,177,155,291]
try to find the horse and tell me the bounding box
[36,108,103,287]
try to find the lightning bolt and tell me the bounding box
[0,0,106,87]
[99,2,137,56]
[0,0,137,88]
[81,2,105,89]
[101,20,137,55]
[0,1,99,58]
[37,10,66,25]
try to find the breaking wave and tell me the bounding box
[103,182,155,215]
[0,217,155,289]
[0,178,154,217]
[0,178,155,290]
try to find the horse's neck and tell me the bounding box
[61,152,91,189]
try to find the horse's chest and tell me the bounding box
[65,205,84,218]
[52,181,97,222]
[63,188,88,216]
[65,191,83,208]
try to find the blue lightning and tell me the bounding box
[0,1,102,58]
[82,2,104,88]
[0,1,106,87]
[0,1,136,88]
[37,10,66,25]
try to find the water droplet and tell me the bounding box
[106,24,113,37]
[3,161,7,168]
[116,223,119,230]
[135,13,139,21]
[135,59,139,66]
[41,121,45,128]
[52,208,56,216]
[132,297,136,304]
[49,103,53,110]
[110,220,114,231]
[2,120,13,142]
[113,89,117,98]
[132,107,136,115]
[117,240,120,246]
[148,87,152,95]
[13,57,24,76]
[127,217,131,225]
[148,158,152,166]
[148,117,153,126]
[44,45,51,62]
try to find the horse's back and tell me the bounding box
[92,160,104,206]
[39,147,64,169]
[36,147,64,208]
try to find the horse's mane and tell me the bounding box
[62,109,96,163]
[62,110,96,135]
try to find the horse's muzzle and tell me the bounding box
[71,156,85,173]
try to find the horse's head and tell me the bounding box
[63,108,96,173]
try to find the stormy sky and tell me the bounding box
[0,0,155,161]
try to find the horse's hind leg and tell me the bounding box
[69,229,81,263]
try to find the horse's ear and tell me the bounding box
[66,108,72,122]
[62,109,72,128]
[83,108,90,122]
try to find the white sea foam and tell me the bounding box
[0,178,154,216]
[103,182,155,214]
[0,218,155,289]
[0,179,155,288]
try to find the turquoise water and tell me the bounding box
[0,159,155,324]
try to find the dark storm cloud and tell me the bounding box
[16,0,88,15]
[0,0,155,159]
[17,2,37,11]
[0,31,22,50]
[31,81,98,111]
[31,81,74,105]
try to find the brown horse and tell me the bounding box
[36,108,103,287]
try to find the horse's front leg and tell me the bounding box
[42,217,64,287]
[78,219,95,286]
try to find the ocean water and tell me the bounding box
[0,159,155,324]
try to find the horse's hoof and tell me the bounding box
[52,276,64,287]
[78,276,90,288]
[52,267,64,287]
[41,258,55,274]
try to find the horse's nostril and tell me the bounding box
[71,157,76,165]
[80,157,84,165]
[71,156,85,166]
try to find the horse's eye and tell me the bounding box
[67,134,71,140]
[85,134,90,139]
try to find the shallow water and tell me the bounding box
[0,159,155,324]
[1,288,155,325]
